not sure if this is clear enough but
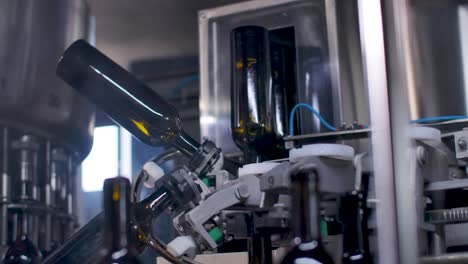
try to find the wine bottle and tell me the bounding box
[280,168,334,264]
[98,177,140,264]
[339,191,372,264]
[56,40,199,157]
[3,213,41,264]
[231,26,285,162]
[3,235,40,264]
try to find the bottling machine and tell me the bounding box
[0,0,94,261]
[2,0,468,263]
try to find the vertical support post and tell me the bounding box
[0,127,9,247]
[459,5,468,111]
[357,1,400,263]
[381,0,421,262]
[45,141,52,252]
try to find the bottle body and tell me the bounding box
[56,40,199,157]
[230,26,285,162]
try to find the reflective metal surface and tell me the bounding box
[0,0,95,159]
[406,1,468,119]
[200,0,346,157]
[0,0,94,257]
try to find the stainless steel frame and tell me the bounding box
[199,1,400,262]
[199,0,468,263]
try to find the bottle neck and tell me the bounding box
[340,190,370,261]
[290,170,321,243]
[172,131,199,157]
[341,193,362,253]
[103,177,136,257]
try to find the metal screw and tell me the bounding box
[458,138,468,151]
[225,235,234,242]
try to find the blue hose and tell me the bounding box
[289,103,337,136]
[409,115,468,124]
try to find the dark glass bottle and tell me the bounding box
[99,177,140,264]
[3,235,40,264]
[56,40,199,157]
[281,169,334,264]
[339,191,372,264]
[3,215,41,264]
[42,184,171,264]
[230,26,285,162]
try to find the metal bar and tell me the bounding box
[426,179,468,192]
[357,1,400,264]
[421,253,468,264]
[284,128,370,148]
[45,141,52,251]
[199,0,302,19]
[0,127,9,246]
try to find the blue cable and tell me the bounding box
[170,74,199,97]
[410,115,468,124]
[289,103,337,136]
[288,103,468,136]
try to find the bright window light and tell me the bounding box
[82,125,119,192]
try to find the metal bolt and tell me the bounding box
[235,185,249,200]
[458,138,468,151]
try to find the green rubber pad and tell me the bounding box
[202,177,216,187]
[209,227,223,244]
[321,220,328,237]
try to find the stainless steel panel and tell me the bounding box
[199,0,369,156]
[406,1,468,119]
[0,0,95,159]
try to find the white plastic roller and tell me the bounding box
[410,126,441,142]
[238,162,280,177]
[142,162,165,188]
[166,236,197,259]
[289,143,355,162]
